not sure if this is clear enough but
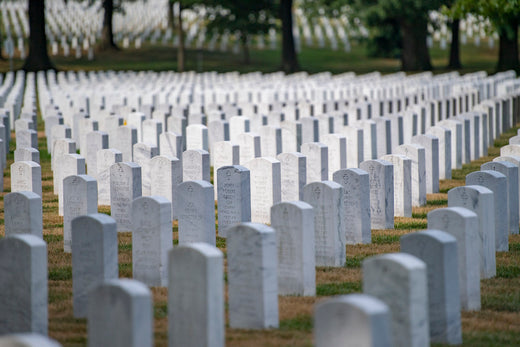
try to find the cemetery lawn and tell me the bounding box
[0,89,518,346]
[0,42,500,75]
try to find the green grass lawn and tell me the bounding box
[0,41,502,75]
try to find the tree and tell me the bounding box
[351,0,446,71]
[23,0,55,71]
[98,0,119,51]
[451,0,520,72]
[204,0,275,65]
[175,1,199,72]
[168,0,174,31]
[280,0,299,73]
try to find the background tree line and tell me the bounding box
[21,0,520,73]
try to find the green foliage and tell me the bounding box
[449,0,520,38]
[204,0,276,41]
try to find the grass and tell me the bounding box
[0,42,518,346]
[0,41,503,76]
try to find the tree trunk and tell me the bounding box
[98,0,118,51]
[23,0,54,71]
[448,18,461,69]
[280,0,299,73]
[497,19,519,72]
[241,33,250,65]
[400,19,432,71]
[167,0,174,31]
[177,2,185,72]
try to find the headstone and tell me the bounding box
[237,132,261,164]
[342,125,364,168]
[4,191,42,238]
[427,126,452,179]
[126,112,146,142]
[63,175,98,253]
[10,161,42,197]
[0,334,61,347]
[260,126,282,158]
[96,148,123,205]
[333,168,371,244]
[227,223,278,329]
[57,154,86,216]
[494,155,520,216]
[133,142,158,196]
[51,138,75,174]
[448,185,496,279]
[466,170,508,251]
[321,134,347,180]
[412,134,439,194]
[213,141,240,198]
[381,154,412,218]
[186,124,209,151]
[229,116,250,142]
[360,159,394,229]
[303,181,346,266]
[277,152,306,201]
[16,129,38,149]
[438,119,462,169]
[132,196,172,287]
[110,162,142,232]
[395,144,427,207]
[113,126,138,162]
[87,279,153,347]
[142,119,162,149]
[314,294,392,347]
[85,131,109,176]
[78,118,99,155]
[182,149,210,182]
[427,207,481,311]
[216,165,251,237]
[72,214,118,318]
[500,144,520,158]
[0,234,47,335]
[363,253,429,347]
[168,243,225,347]
[400,230,462,344]
[301,142,328,182]
[50,124,71,157]
[271,201,315,296]
[177,180,216,245]
[14,147,40,164]
[244,157,281,224]
[159,131,183,160]
[481,161,519,235]
[150,155,182,219]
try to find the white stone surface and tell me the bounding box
[401,230,462,344]
[333,168,371,244]
[177,180,216,245]
[72,214,118,318]
[168,243,224,347]
[10,161,42,197]
[360,159,394,229]
[244,157,281,224]
[271,201,315,296]
[303,181,346,267]
[466,170,508,251]
[381,154,412,218]
[216,165,251,237]
[227,223,278,329]
[132,196,172,287]
[448,185,496,279]
[363,253,429,347]
[314,294,392,347]
[4,191,43,239]
[88,279,153,347]
[110,162,142,232]
[427,207,481,311]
